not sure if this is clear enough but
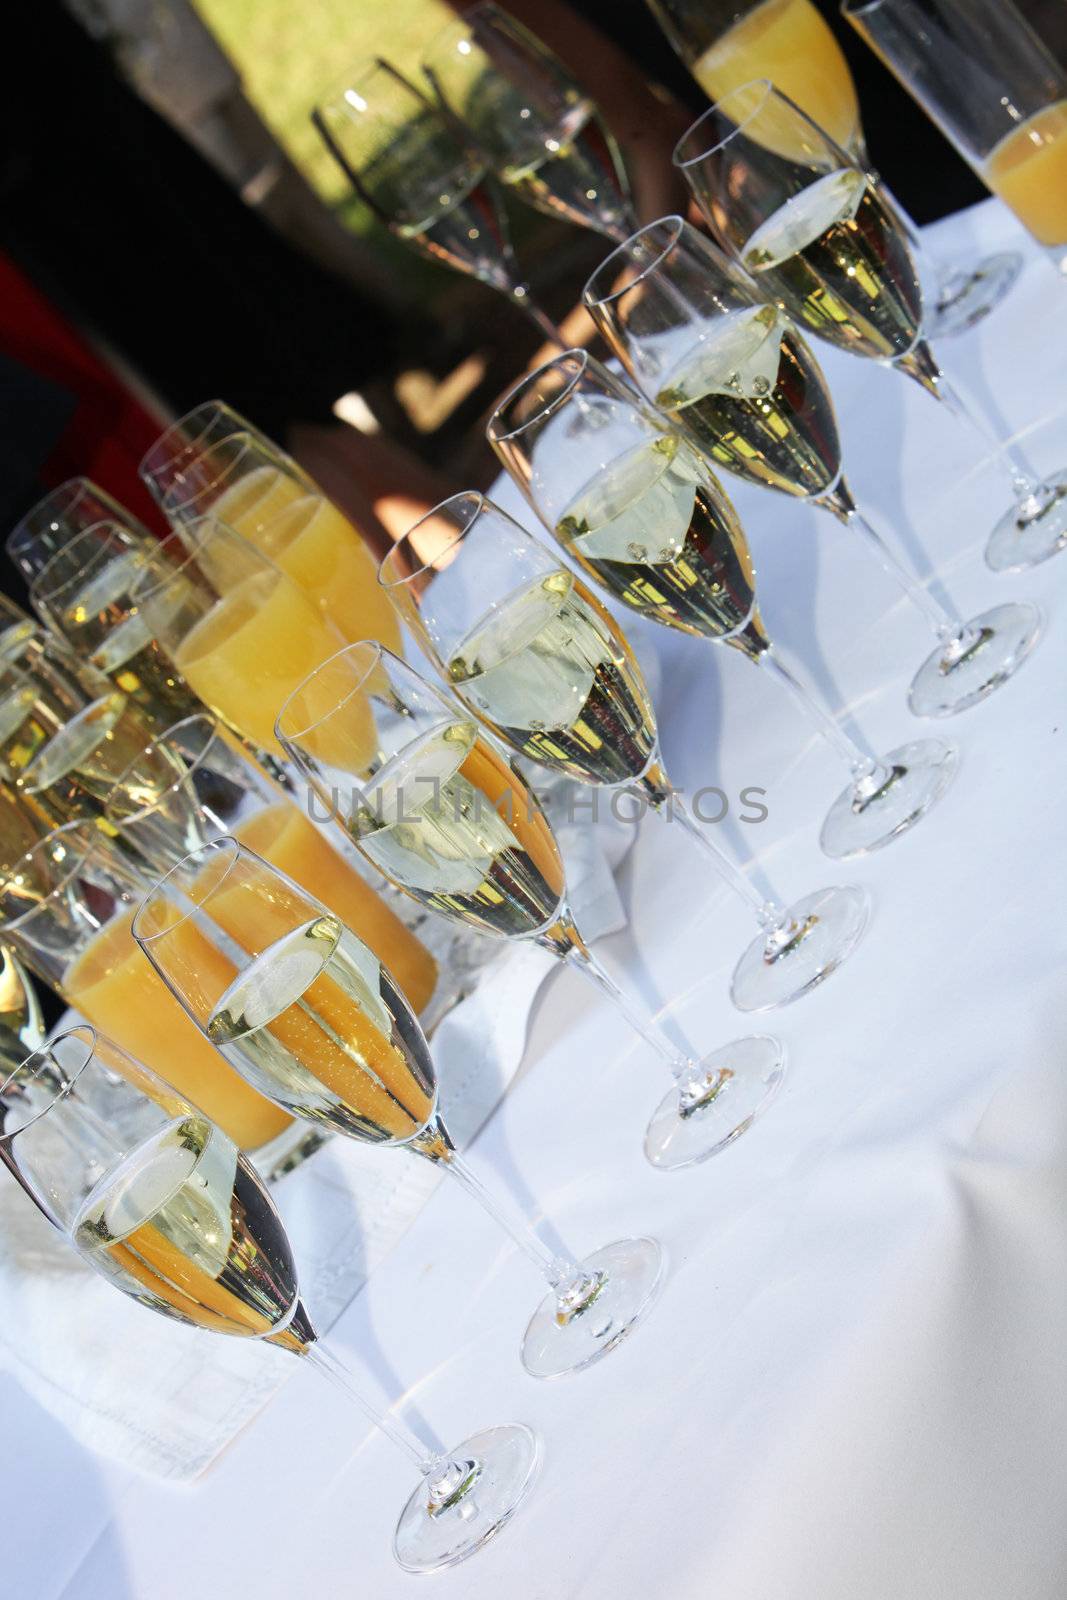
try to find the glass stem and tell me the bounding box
[509,284,567,349]
[821,479,965,642]
[410,1117,602,1319]
[756,644,893,791]
[634,765,796,937]
[895,339,1039,501]
[299,1339,437,1473]
[557,935,695,1084]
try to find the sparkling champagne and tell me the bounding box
[447,569,657,784]
[556,434,764,643]
[741,169,924,363]
[72,1113,310,1345]
[59,554,201,725]
[0,686,144,829]
[207,915,435,1145]
[349,722,566,938]
[501,100,629,236]
[654,302,841,499]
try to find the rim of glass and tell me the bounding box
[487,350,592,444]
[840,0,883,16]
[104,712,221,830]
[379,492,488,590]
[274,639,386,744]
[672,79,776,170]
[30,520,143,608]
[131,836,241,947]
[583,215,687,309]
[0,821,110,935]
[130,516,273,608]
[0,1023,97,1140]
[6,478,99,558]
[139,400,233,483]
[160,431,275,518]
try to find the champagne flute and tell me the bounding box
[486,349,955,854]
[7,478,154,584]
[129,518,346,761]
[383,490,872,1009]
[139,399,315,511]
[135,837,664,1370]
[676,80,1067,574]
[0,1025,541,1571]
[422,1,635,242]
[29,522,203,730]
[157,431,403,654]
[642,0,1022,336]
[312,58,563,345]
[843,0,1067,279]
[584,214,1040,717]
[275,640,790,1167]
[0,821,294,1156]
[104,711,439,1020]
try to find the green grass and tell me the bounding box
[193,0,455,205]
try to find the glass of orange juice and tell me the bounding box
[103,710,439,1021]
[645,0,1022,336]
[844,0,1067,273]
[131,517,348,761]
[0,821,305,1168]
[158,431,403,656]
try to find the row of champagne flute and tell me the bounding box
[310,0,1067,359]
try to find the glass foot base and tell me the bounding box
[908,603,1041,718]
[986,478,1067,571]
[730,884,870,1012]
[521,1238,664,1380]
[819,739,957,859]
[926,250,1023,338]
[393,1423,541,1572]
[644,1035,785,1169]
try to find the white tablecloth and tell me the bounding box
[5,196,1067,1600]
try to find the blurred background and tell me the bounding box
[2,0,1064,610]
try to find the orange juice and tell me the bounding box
[984,101,1067,248]
[693,0,861,154]
[174,573,344,756]
[214,466,403,653]
[233,802,437,1013]
[65,911,291,1150]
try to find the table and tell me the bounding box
[4,196,1067,1600]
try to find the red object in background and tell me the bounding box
[0,253,168,533]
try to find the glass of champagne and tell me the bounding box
[275,641,789,1168]
[676,81,1067,574]
[135,838,664,1372]
[382,491,871,1009]
[129,518,346,762]
[7,478,154,584]
[0,1025,541,1572]
[0,821,295,1157]
[422,1,635,242]
[29,522,203,730]
[104,711,439,1021]
[139,399,315,510]
[157,431,403,654]
[312,58,562,345]
[486,349,956,853]
[584,214,1041,716]
[642,0,1022,335]
[0,642,163,837]
[843,0,1067,278]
